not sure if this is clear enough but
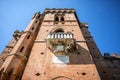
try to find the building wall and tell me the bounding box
[81,23,120,80]
[0,8,119,80]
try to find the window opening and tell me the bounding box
[61,17,64,21]
[77,52,80,54]
[31,27,34,30]
[82,72,87,75]
[103,71,106,74]
[55,29,64,33]
[55,16,59,21]
[20,46,24,52]
[27,35,30,39]
[41,52,44,55]
[35,73,40,76]
[35,21,38,23]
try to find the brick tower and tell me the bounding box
[0,8,120,80]
[21,8,100,80]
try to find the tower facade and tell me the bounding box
[0,8,120,80]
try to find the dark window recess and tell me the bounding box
[55,29,64,33]
[2,58,5,61]
[37,15,40,18]
[62,22,64,24]
[55,16,59,21]
[20,46,24,52]
[0,68,4,73]
[35,21,38,23]
[35,73,40,76]
[103,71,106,74]
[31,27,34,30]
[77,52,80,54]
[61,17,64,21]
[41,52,44,55]
[82,72,86,75]
[27,35,30,39]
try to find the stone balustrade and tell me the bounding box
[47,32,73,39]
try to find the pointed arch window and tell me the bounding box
[55,16,59,21]
[54,14,65,24]
[55,29,64,33]
[61,17,64,21]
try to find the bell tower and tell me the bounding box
[21,8,100,80]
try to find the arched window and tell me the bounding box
[55,16,59,21]
[61,17,64,21]
[54,14,65,25]
[54,29,64,33]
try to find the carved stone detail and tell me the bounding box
[47,32,75,55]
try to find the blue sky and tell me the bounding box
[0,0,120,56]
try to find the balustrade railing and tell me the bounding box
[47,32,73,39]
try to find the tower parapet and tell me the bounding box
[104,53,120,59]
[103,53,120,79]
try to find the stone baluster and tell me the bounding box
[61,33,64,38]
[66,34,69,38]
[55,34,57,39]
[51,34,54,38]
[69,34,72,38]
[64,33,67,38]
[47,34,51,39]
[58,33,60,38]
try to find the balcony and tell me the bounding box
[47,32,75,55]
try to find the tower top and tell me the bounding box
[44,8,75,13]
